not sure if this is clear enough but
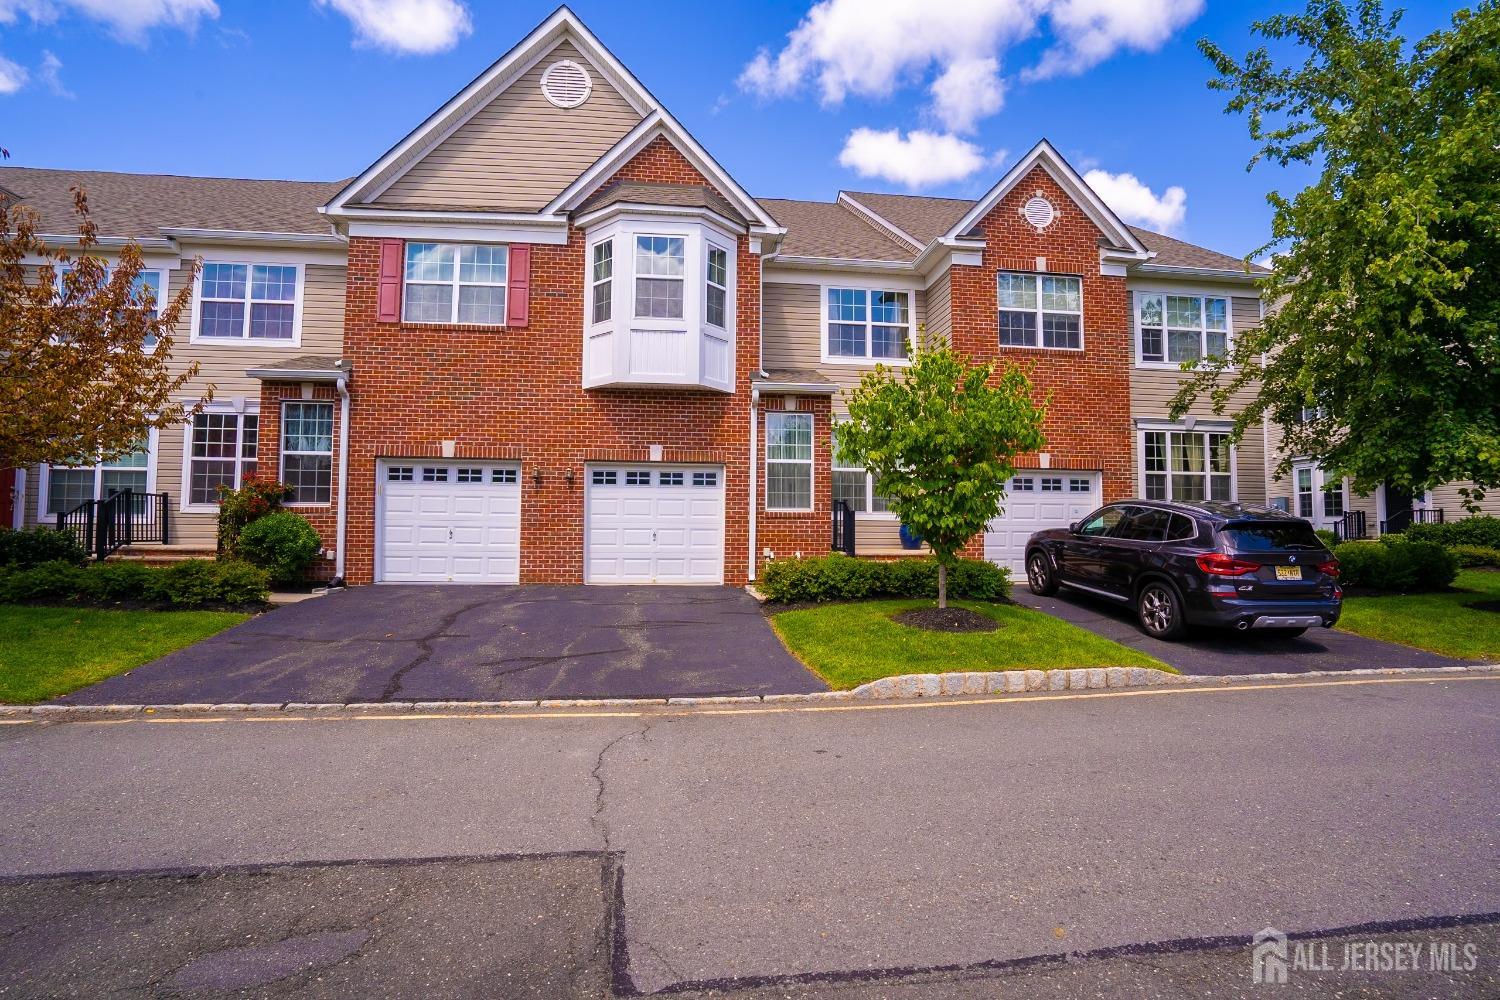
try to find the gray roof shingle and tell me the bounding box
[757,198,914,262]
[576,182,745,224]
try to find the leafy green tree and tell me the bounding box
[838,347,1047,609]
[1176,0,1499,508]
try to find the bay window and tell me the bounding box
[280,402,334,504]
[766,411,813,511]
[706,244,728,329]
[1143,429,1232,502]
[198,262,298,341]
[1136,292,1228,364]
[634,236,685,319]
[402,242,507,325]
[825,287,911,362]
[997,272,1082,349]
[591,240,612,324]
[187,412,258,506]
[45,441,150,515]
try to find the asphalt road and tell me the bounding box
[3,675,1498,996]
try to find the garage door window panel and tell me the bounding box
[767,412,813,511]
[281,402,333,504]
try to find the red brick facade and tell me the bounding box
[254,382,343,582]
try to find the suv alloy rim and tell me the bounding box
[1027,555,1048,591]
[1140,586,1173,634]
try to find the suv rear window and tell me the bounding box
[1221,521,1325,552]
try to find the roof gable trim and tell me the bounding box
[836,192,922,250]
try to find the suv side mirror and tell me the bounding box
[1068,521,1080,534]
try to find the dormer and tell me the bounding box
[575,182,743,393]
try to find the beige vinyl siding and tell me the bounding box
[761,280,926,415]
[1428,483,1500,519]
[375,41,642,212]
[22,257,347,547]
[1130,293,1267,504]
[923,270,951,348]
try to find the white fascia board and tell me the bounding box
[246,367,343,381]
[572,202,747,235]
[159,228,344,250]
[325,7,655,214]
[1134,416,1235,431]
[345,220,570,245]
[947,139,1147,255]
[765,254,917,274]
[751,380,839,395]
[762,262,924,292]
[1131,262,1263,284]
[911,236,985,275]
[37,233,177,251]
[836,193,922,250]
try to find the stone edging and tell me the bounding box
[1,664,1496,718]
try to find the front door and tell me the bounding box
[1383,482,1414,532]
[0,468,14,529]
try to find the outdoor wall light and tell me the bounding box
[564,468,575,487]
[532,468,543,487]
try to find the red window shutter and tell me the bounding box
[507,245,531,327]
[376,239,403,323]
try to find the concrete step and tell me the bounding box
[108,545,218,566]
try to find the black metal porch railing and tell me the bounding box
[831,499,856,556]
[1334,510,1368,541]
[56,490,171,561]
[1380,507,1445,535]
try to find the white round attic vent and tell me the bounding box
[541,59,592,108]
[1022,195,1056,231]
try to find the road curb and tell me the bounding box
[4,664,1496,719]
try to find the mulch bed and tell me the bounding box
[890,607,999,633]
[1466,600,1500,614]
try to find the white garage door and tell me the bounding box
[586,466,725,584]
[984,471,1101,576]
[379,462,521,584]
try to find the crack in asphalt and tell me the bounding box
[376,596,497,702]
[589,719,654,854]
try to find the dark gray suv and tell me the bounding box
[1024,500,1342,640]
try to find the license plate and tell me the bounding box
[1275,565,1302,581]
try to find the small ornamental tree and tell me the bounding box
[838,347,1047,609]
[0,188,209,470]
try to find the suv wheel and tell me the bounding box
[1026,552,1058,596]
[1137,581,1186,640]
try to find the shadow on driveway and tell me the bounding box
[59,585,826,705]
[1012,587,1475,676]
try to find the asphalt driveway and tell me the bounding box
[59,585,826,705]
[1013,587,1475,675]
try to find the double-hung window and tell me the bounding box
[45,441,150,515]
[634,236,685,319]
[56,264,166,349]
[997,272,1082,349]
[198,262,297,341]
[1143,430,1232,502]
[706,244,728,328]
[188,412,258,505]
[766,411,813,510]
[826,287,911,361]
[1295,466,1345,520]
[280,402,334,504]
[591,240,613,324]
[830,425,888,514]
[1136,293,1228,364]
[403,243,508,325]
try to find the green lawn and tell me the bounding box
[1337,570,1500,661]
[770,599,1169,690]
[0,605,249,703]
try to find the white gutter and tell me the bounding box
[748,386,759,583]
[1132,263,1262,283]
[750,381,837,395]
[158,228,345,249]
[334,372,351,586]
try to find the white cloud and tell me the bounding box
[1083,168,1186,232]
[0,0,219,42]
[317,0,471,55]
[929,56,1004,134]
[38,50,72,97]
[838,128,994,189]
[1027,0,1204,80]
[0,54,27,94]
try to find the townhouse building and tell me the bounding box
[5,7,1489,586]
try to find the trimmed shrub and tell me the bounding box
[0,527,87,569]
[216,475,295,556]
[1448,544,1500,568]
[1332,539,1458,593]
[82,560,161,603]
[210,560,275,605]
[0,560,91,602]
[0,558,269,608]
[759,554,1010,603]
[1404,516,1500,550]
[1314,528,1340,551]
[236,512,322,586]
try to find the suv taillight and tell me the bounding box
[1317,559,1340,578]
[1196,552,1261,576]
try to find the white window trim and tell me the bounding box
[279,400,335,508]
[820,285,916,366]
[1291,461,1348,525]
[831,422,893,518]
[589,237,613,327]
[1136,426,1238,503]
[180,404,261,513]
[632,233,687,322]
[189,254,305,347]
[35,430,158,522]
[54,262,170,354]
[401,241,509,326]
[1131,287,1235,370]
[996,271,1085,352]
[705,240,729,331]
[766,410,814,512]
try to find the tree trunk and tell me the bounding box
[938,561,948,610]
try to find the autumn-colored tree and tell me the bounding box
[0,189,209,470]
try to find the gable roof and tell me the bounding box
[577,181,745,224]
[757,198,914,262]
[0,166,344,239]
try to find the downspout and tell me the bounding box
[749,386,759,583]
[333,369,350,587]
[748,242,769,583]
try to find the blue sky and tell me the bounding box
[0,0,1467,260]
